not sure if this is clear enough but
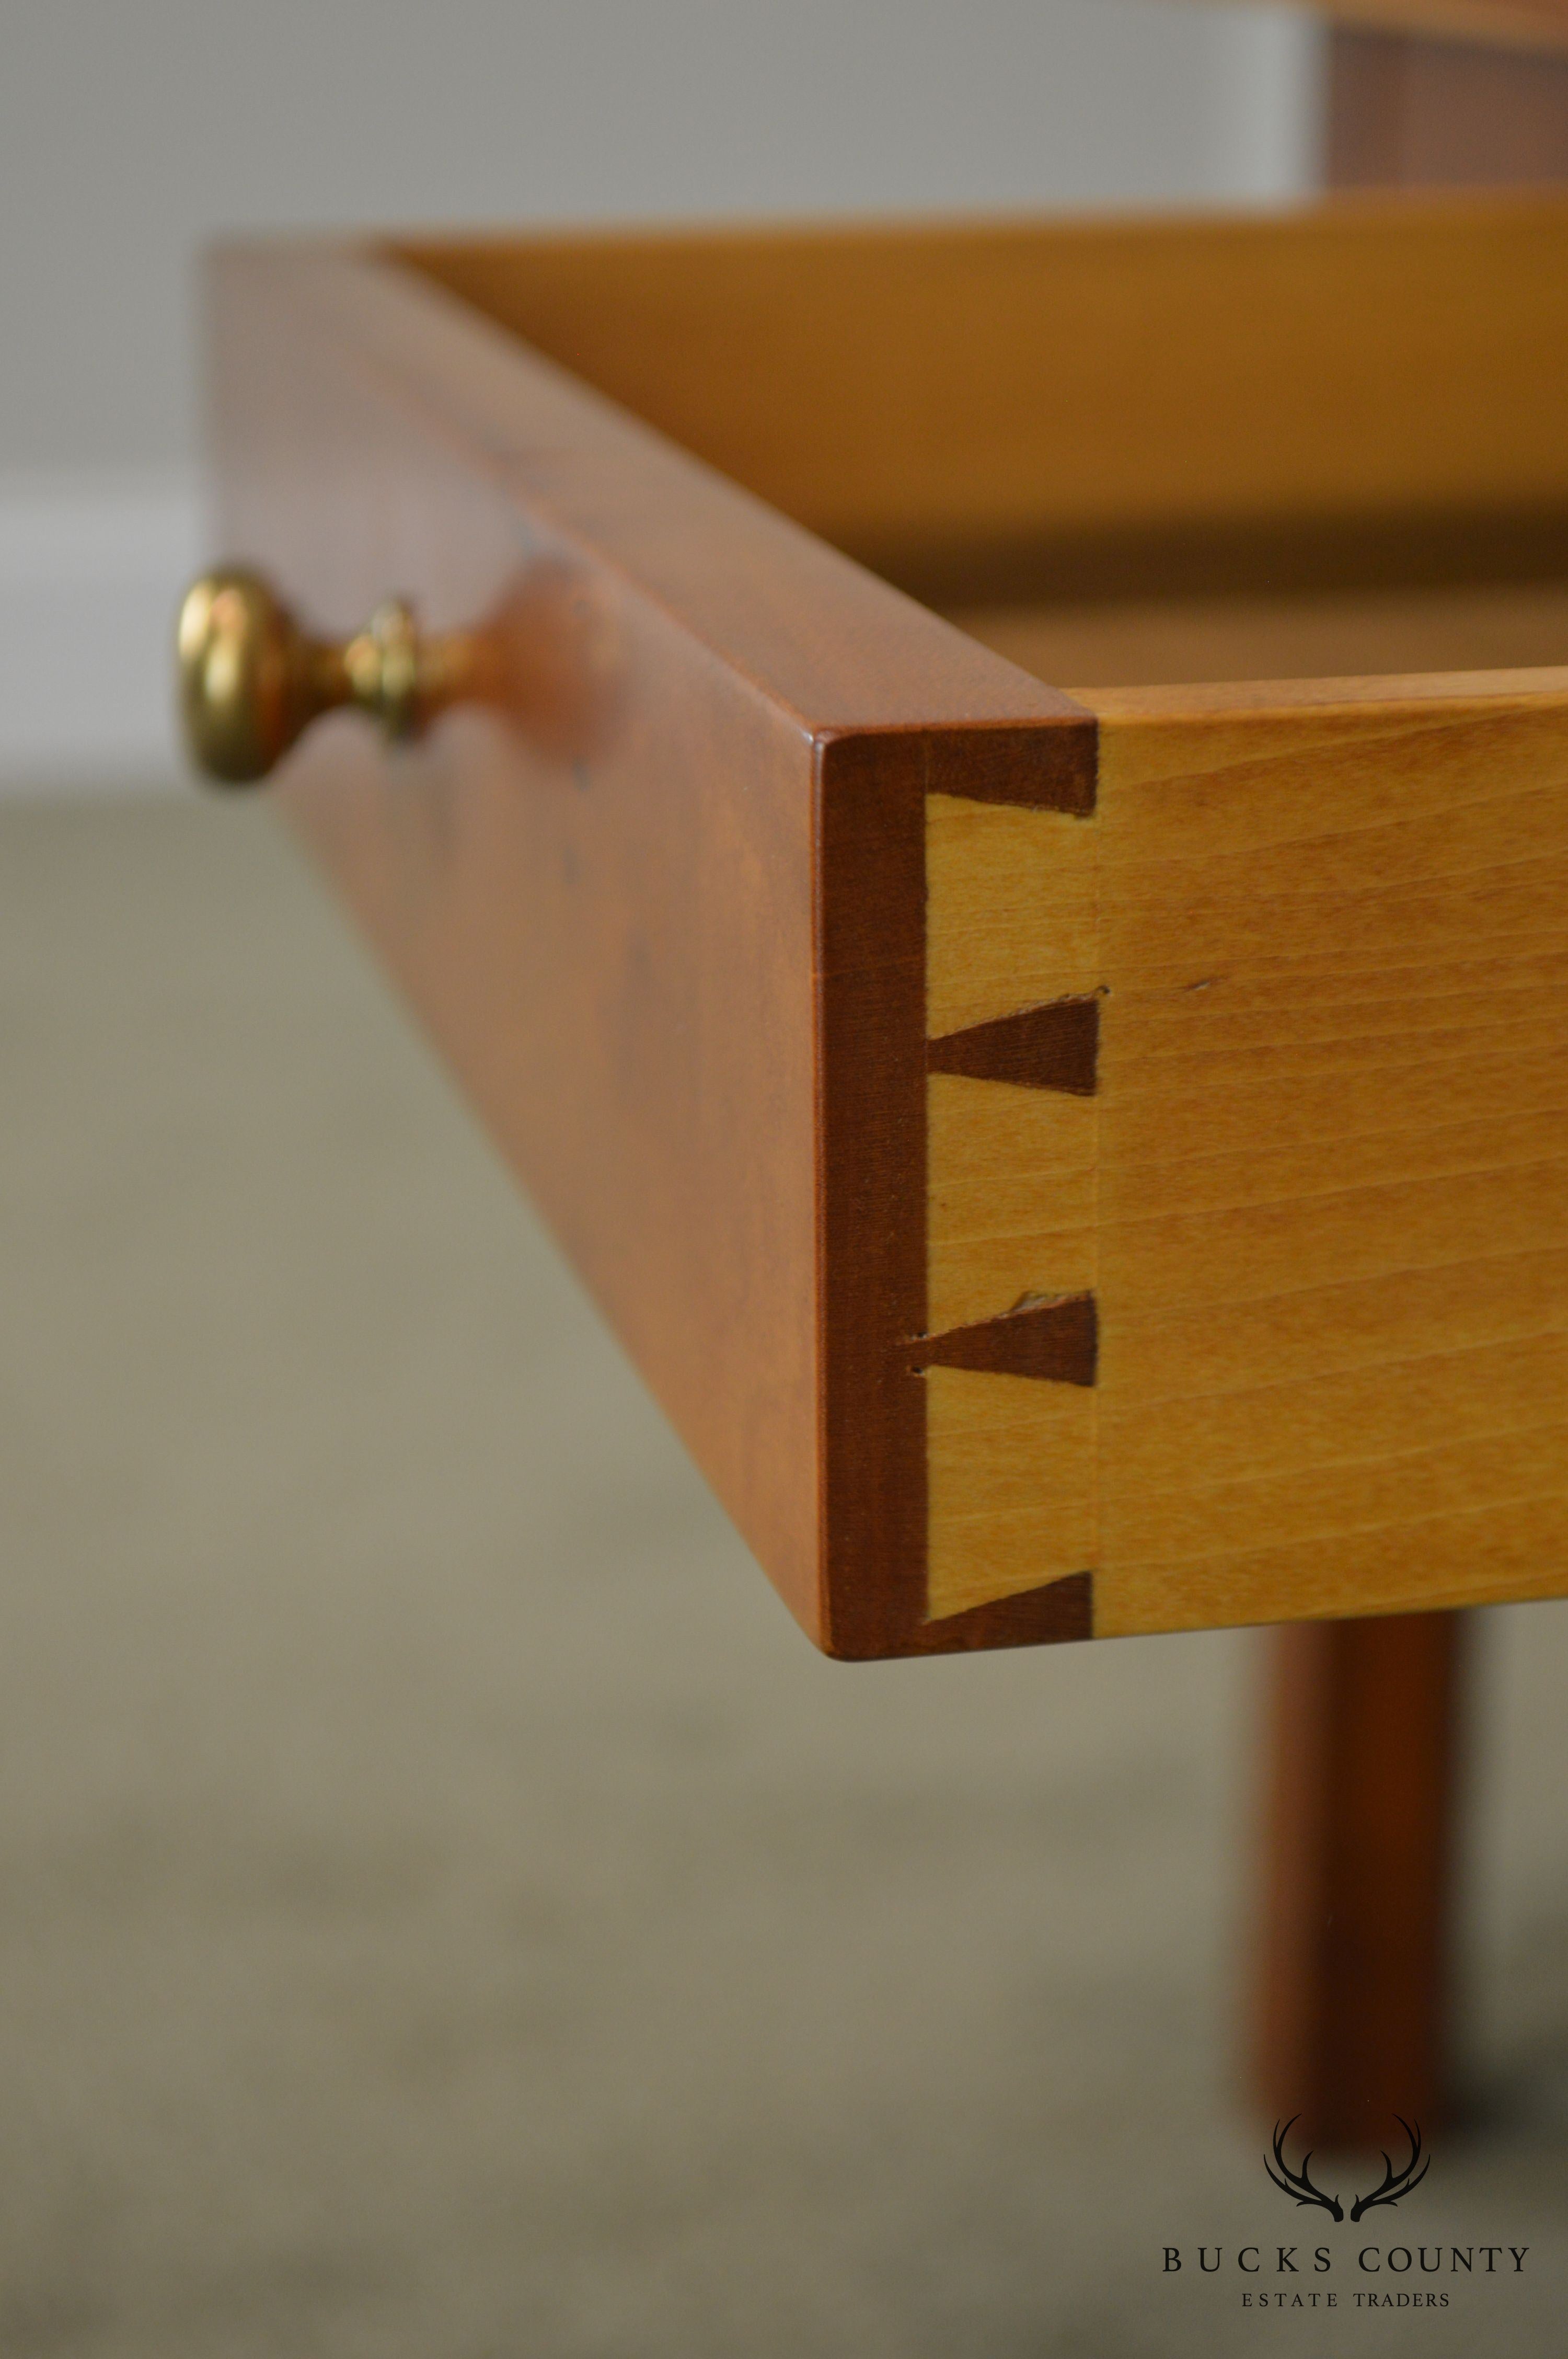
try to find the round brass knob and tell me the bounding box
[176,567,478,786]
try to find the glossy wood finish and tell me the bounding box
[209,242,1091,1661]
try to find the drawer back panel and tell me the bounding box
[401,197,1568,604]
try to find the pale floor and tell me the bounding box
[2,793,1567,2358]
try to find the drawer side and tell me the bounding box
[926,668,1568,1636]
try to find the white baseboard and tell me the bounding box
[0,471,202,793]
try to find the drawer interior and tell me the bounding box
[399,194,1568,693]
[944,578,1568,689]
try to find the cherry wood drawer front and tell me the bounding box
[210,247,1089,1657]
[211,203,1568,1656]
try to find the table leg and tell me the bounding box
[1252,1613,1468,2149]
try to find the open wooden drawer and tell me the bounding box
[201,193,1568,1657]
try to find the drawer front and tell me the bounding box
[210,246,1089,1658]
[209,213,1568,1657]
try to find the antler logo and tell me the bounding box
[1265,2118,1344,2221]
[1350,2118,1429,2223]
[1263,2117,1429,2224]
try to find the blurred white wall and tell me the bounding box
[0,0,1322,784]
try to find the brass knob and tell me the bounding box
[176,567,482,786]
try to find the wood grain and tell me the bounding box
[213,205,1568,1655]
[928,1371,1096,1621]
[814,728,1096,1658]
[928,1078,1096,1334]
[926,671,1568,1632]
[926,798,1099,1039]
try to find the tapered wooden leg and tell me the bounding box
[1252,1613,1467,2151]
